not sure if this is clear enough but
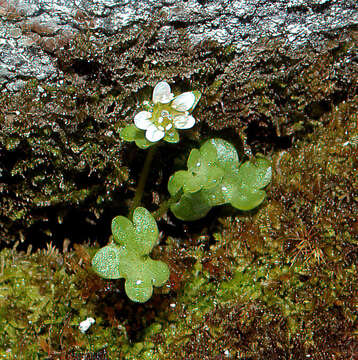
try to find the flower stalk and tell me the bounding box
[129,144,157,219]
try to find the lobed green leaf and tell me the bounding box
[237,157,272,189]
[91,244,122,279]
[201,138,240,175]
[125,279,153,303]
[132,207,159,255]
[168,138,272,221]
[92,207,169,303]
[168,171,186,197]
[170,191,212,221]
[111,216,135,246]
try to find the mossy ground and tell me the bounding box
[0,17,357,359]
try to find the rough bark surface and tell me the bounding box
[0,1,357,247]
[0,0,357,90]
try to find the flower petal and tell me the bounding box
[145,124,165,142]
[134,111,152,130]
[171,92,196,112]
[174,115,196,129]
[152,81,174,104]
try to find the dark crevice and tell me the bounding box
[59,58,115,86]
[246,120,293,153]
[13,188,130,253]
[72,59,100,76]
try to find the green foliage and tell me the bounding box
[168,138,272,220]
[120,125,154,149]
[91,207,169,302]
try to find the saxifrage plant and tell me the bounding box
[92,207,169,303]
[91,81,272,303]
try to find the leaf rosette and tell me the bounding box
[168,138,272,221]
[91,207,169,303]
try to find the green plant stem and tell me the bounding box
[129,145,157,219]
[152,192,181,220]
[152,200,169,220]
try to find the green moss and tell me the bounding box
[146,96,356,359]
[0,244,169,358]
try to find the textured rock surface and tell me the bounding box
[0,0,357,91]
[0,0,357,247]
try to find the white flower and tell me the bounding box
[133,81,200,143]
[152,81,174,104]
[79,317,95,333]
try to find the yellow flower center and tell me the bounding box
[152,104,177,133]
[157,110,173,131]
